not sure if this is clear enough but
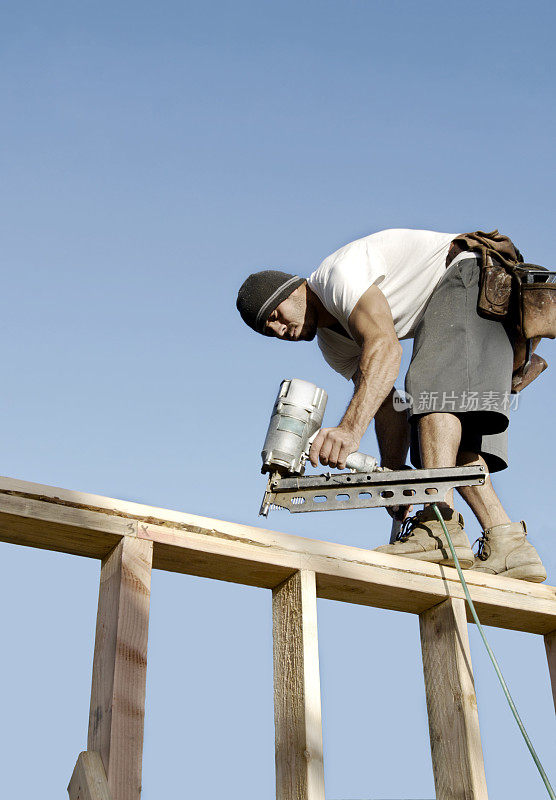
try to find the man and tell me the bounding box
[236,228,547,582]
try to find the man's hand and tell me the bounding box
[309,426,361,470]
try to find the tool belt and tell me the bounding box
[447,230,556,340]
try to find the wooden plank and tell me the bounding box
[273,570,325,800]
[0,492,135,559]
[544,629,556,714]
[420,598,488,800]
[139,520,556,634]
[68,751,112,800]
[88,537,153,800]
[0,475,555,633]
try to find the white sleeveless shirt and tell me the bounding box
[307,228,462,380]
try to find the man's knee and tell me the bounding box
[418,412,462,435]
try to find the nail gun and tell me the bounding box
[259,378,485,517]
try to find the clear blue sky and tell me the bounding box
[1,1,555,798]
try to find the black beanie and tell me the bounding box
[236,270,305,334]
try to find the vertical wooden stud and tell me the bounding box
[272,570,325,800]
[87,536,153,800]
[544,630,556,714]
[420,597,488,800]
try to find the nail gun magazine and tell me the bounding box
[259,378,484,517]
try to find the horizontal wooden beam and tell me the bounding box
[0,477,134,558]
[0,476,555,634]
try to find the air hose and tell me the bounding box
[431,503,555,799]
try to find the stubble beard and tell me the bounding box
[298,304,318,341]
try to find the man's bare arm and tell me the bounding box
[309,285,402,469]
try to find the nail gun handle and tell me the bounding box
[345,451,379,472]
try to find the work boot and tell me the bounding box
[470,521,547,582]
[374,506,474,568]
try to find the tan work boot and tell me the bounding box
[374,506,474,568]
[470,521,547,582]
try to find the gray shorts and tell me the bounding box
[405,257,513,473]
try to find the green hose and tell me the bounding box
[431,503,555,799]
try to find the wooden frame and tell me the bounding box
[68,752,111,800]
[0,475,554,799]
[273,570,325,800]
[420,598,488,799]
[88,536,153,800]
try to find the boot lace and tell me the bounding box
[396,510,424,542]
[473,533,490,561]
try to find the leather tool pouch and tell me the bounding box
[449,230,520,322]
[449,230,555,339]
[478,260,513,319]
[512,265,556,339]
